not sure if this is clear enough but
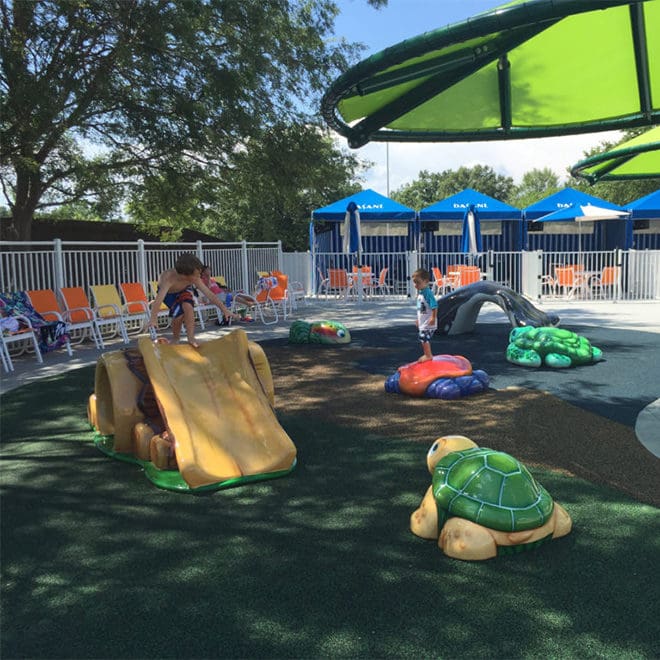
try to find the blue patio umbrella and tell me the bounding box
[535,202,629,256]
[343,201,362,256]
[461,204,482,257]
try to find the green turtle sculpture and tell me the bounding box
[410,436,572,561]
[288,319,350,344]
[506,326,603,368]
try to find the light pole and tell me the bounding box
[386,143,390,197]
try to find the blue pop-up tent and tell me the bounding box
[310,189,418,293]
[419,188,522,253]
[419,188,520,221]
[311,189,416,222]
[627,189,660,218]
[311,188,417,256]
[524,187,631,250]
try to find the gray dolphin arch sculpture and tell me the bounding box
[435,281,560,336]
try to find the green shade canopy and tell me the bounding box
[322,0,660,148]
[570,125,660,181]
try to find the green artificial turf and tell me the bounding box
[1,367,659,659]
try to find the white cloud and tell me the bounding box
[339,130,623,195]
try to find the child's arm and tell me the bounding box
[149,272,172,327]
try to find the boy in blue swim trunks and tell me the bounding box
[412,268,438,362]
[149,253,233,348]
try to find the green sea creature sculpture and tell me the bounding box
[288,319,351,345]
[410,436,572,561]
[506,326,603,368]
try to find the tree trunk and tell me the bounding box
[9,162,41,241]
[7,206,34,241]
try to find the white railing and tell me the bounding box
[1,239,658,302]
[1,239,282,296]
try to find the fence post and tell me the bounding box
[137,239,147,289]
[54,238,65,289]
[277,240,283,272]
[407,250,419,298]
[241,240,249,292]
[615,248,622,302]
[196,240,203,262]
[521,250,542,299]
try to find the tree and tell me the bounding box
[392,165,514,209]
[1,0,384,239]
[507,168,561,209]
[129,123,363,250]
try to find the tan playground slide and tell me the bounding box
[90,329,296,489]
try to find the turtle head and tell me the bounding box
[426,435,477,472]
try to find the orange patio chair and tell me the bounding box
[431,267,450,295]
[257,271,290,319]
[589,265,621,298]
[327,269,352,299]
[370,267,392,296]
[25,289,77,356]
[120,282,170,330]
[554,266,579,298]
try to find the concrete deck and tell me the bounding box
[2,297,659,458]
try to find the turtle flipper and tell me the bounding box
[439,518,498,561]
[506,345,542,367]
[544,352,572,368]
[410,486,439,539]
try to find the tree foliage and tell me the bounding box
[507,168,561,209]
[210,124,363,250]
[392,165,515,210]
[1,0,380,239]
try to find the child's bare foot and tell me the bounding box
[187,339,200,349]
[418,355,432,362]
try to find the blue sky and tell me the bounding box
[330,0,622,194]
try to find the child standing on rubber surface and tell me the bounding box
[412,268,438,362]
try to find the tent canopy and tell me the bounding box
[571,126,660,182]
[419,188,520,221]
[523,187,627,220]
[321,0,660,148]
[627,188,660,218]
[311,188,416,222]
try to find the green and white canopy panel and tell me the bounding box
[322,0,660,148]
[570,125,660,182]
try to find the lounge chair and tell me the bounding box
[0,291,72,371]
[120,282,170,330]
[59,286,126,347]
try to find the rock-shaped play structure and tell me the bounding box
[506,326,603,368]
[435,281,560,335]
[385,355,489,399]
[410,436,572,561]
[87,330,297,492]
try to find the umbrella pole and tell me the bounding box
[357,248,363,304]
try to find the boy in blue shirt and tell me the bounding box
[412,268,438,362]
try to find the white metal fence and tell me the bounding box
[1,239,658,302]
[1,239,282,295]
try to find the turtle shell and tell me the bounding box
[431,447,554,532]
